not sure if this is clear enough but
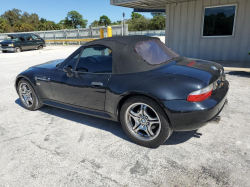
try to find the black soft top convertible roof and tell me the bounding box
[84,35,169,74]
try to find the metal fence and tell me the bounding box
[0,25,129,41]
[128,30,165,36]
[0,27,166,44]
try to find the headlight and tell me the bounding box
[8,44,14,47]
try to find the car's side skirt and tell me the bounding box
[43,100,119,121]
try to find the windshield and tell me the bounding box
[134,39,179,65]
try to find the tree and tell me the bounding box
[0,18,7,33]
[64,11,88,29]
[40,18,47,23]
[99,15,111,26]
[151,13,165,17]
[89,20,99,27]
[37,23,46,31]
[111,20,121,25]
[131,12,142,19]
[1,8,22,26]
[149,15,166,30]
[127,16,150,31]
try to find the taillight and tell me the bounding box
[187,84,213,102]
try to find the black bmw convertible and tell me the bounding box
[15,36,229,147]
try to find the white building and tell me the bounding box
[111,0,250,64]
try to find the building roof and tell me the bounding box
[110,0,187,9]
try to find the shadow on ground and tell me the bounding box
[15,98,201,147]
[164,130,202,145]
[227,71,250,78]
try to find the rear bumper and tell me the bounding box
[0,47,15,51]
[162,80,229,131]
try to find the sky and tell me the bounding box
[0,0,152,26]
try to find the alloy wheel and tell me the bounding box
[125,103,161,141]
[19,83,34,107]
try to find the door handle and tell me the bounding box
[91,82,103,87]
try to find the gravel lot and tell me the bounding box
[0,46,250,187]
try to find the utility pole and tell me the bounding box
[122,13,125,36]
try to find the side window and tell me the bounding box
[26,36,33,41]
[75,46,112,73]
[31,34,40,40]
[61,49,82,70]
[19,37,25,41]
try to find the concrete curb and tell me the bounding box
[224,67,250,72]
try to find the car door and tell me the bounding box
[18,37,29,50]
[25,35,37,49]
[50,46,112,111]
[30,34,42,48]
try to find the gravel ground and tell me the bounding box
[0,46,249,187]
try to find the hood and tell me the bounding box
[32,59,65,70]
[0,40,15,44]
[157,58,223,85]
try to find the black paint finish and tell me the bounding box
[15,36,229,131]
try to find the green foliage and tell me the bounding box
[0,8,166,33]
[40,18,47,24]
[0,9,65,33]
[89,20,99,27]
[127,12,166,31]
[149,15,166,30]
[131,12,142,19]
[99,15,111,26]
[64,11,87,29]
[0,18,7,32]
[151,13,165,17]
[127,16,150,31]
[1,8,22,26]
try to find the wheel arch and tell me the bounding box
[15,76,41,103]
[116,93,172,127]
[15,46,22,50]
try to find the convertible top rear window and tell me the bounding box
[135,40,179,65]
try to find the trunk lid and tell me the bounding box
[157,58,224,85]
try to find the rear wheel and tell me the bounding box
[18,79,43,110]
[38,45,43,50]
[120,96,172,148]
[2,50,7,53]
[15,47,21,53]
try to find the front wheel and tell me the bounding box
[14,47,21,53]
[38,45,43,50]
[120,96,172,148]
[2,50,7,53]
[18,79,43,110]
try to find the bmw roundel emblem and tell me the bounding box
[211,66,218,70]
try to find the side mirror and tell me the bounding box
[63,65,73,77]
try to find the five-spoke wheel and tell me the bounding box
[121,96,172,148]
[19,83,34,107]
[125,103,161,141]
[18,79,43,110]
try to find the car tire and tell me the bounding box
[14,47,21,53]
[18,79,44,111]
[38,45,43,50]
[2,50,7,53]
[120,96,172,148]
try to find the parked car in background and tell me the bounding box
[0,34,45,53]
[15,36,229,148]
